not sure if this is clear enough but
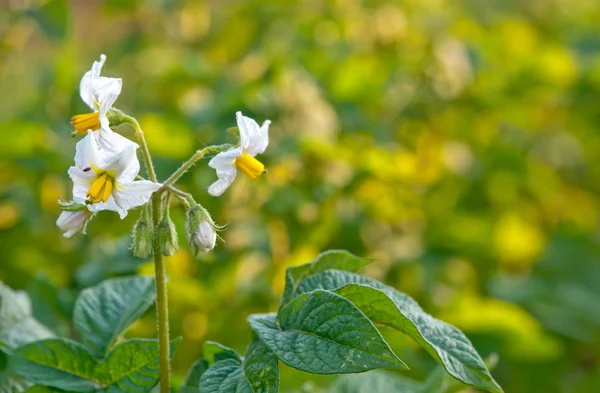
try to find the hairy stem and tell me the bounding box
[152,192,170,392]
[161,148,209,188]
[123,115,158,183]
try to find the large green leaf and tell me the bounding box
[203,341,242,365]
[96,338,180,393]
[0,282,54,347]
[280,250,372,309]
[73,276,156,356]
[330,368,447,393]
[180,358,209,393]
[0,283,54,393]
[10,339,99,392]
[293,270,502,393]
[199,339,279,393]
[250,291,406,374]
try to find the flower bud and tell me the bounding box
[186,203,217,257]
[132,203,154,258]
[56,210,89,238]
[156,209,178,256]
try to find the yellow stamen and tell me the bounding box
[86,173,114,204]
[102,178,113,202]
[235,153,265,180]
[71,112,101,136]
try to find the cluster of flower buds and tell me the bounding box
[57,54,271,259]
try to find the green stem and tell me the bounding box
[118,111,169,391]
[161,148,209,188]
[123,115,158,183]
[152,193,170,393]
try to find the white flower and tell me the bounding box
[71,54,135,153]
[208,111,270,196]
[191,220,217,253]
[56,210,89,238]
[69,131,161,219]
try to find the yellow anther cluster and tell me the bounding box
[71,112,101,136]
[235,153,265,180]
[86,173,113,204]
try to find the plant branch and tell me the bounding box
[161,147,210,189]
[122,115,158,183]
[152,192,170,393]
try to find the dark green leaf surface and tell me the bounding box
[330,369,447,393]
[96,339,178,393]
[293,270,502,393]
[73,276,156,356]
[242,339,279,393]
[0,282,54,348]
[203,341,242,365]
[180,359,209,393]
[250,291,406,375]
[200,360,249,393]
[280,250,372,309]
[11,339,99,392]
[199,339,279,393]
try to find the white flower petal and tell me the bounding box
[208,178,236,197]
[56,210,88,238]
[207,148,241,196]
[68,166,95,204]
[246,119,270,156]
[108,144,140,184]
[112,180,161,212]
[96,128,139,156]
[236,111,261,151]
[79,55,106,108]
[74,131,124,174]
[87,195,127,219]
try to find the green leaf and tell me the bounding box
[200,339,279,393]
[331,370,424,393]
[242,339,279,393]
[11,339,100,392]
[250,292,406,375]
[199,360,245,393]
[203,341,242,365]
[0,282,54,347]
[293,270,502,393]
[96,338,181,393]
[73,276,156,356]
[180,359,209,393]
[280,250,372,308]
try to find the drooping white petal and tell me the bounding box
[68,166,96,205]
[80,55,122,112]
[236,111,260,151]
[96,128,139,156]
[104,143,140,185]
[74,131,125,175]
[112,180,162,213]
[56,210,88,238]
[247,119,270,156]
[87,195,127,219]
[236,111,270,157]
[79,56,106,107]
[208,148,242,196]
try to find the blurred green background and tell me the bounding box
[1,0,600,392]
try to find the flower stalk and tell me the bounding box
[152,191,171,393]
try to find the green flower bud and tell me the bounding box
[186,203,217,258]
[156,208,178,256]
[132,203,154,258]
